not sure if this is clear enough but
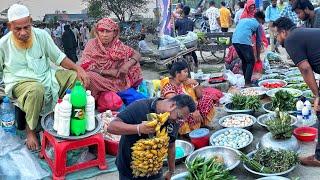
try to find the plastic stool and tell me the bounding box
[39,131,107,180]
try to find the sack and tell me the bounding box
[223,69,245,88]
[138,80,150,98]
[117,88,146,106]
[97,91,124,112]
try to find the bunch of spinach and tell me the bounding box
[231,94,261,111]
[271,90,296,111]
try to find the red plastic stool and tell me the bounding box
[39,131,107,180]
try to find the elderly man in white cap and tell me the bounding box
[0,4,89,150]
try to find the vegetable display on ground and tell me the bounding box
[271,90,296,111]
[231,94,261,111]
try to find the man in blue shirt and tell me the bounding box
[232,11,265,86]
[280,0,299,25]
[175,6,198,69]
[265,0,281,52]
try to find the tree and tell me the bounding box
[85,0,149,22]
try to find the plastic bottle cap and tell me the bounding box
[66,89,71,94]
[75,81,82,86]
[2,96,10,103]
[189,128,209,138]
[58,99,63,103]
[86,90,91,96]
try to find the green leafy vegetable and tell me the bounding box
[231,94,261,111]
[266,109,293,139]
[271,90,296,111]
[187,156,236,180]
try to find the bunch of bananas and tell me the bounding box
[131,112,170,177]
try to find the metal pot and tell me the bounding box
[258,132,300,152]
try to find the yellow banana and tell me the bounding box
[146,119,158,127]
[159,112,170,124]
[155,124,161,132]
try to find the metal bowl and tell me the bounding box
[223,102,254,115]
[262,102,296,115]
[159,45,181,59]
[302,90,314,103]
[265,69,282,74]
[210,128,253,150]
[260,74,286,81]
[257,113,297,128]
[258,79,287,89]
[185,146,241,170]
[171,172,189,180]
[239,87,267,98]
[41,111,103,140]
[219,114,257,129]
[163,140,194,165]
[285,70,301,77]
[286,83,309,91]
[258,132,300,152]
[243,151,297,177]
[257,176,290,180]
[284,77,304,84]
[266,88,302,98]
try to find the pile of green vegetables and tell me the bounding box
[232,94,261,111]
[266,109,293,139]
[271,90,296,111]
[240,148,299,173]
[186,156,236,180]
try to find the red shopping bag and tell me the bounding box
[253,59,263,73]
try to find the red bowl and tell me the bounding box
[104,139,119,156]
[294,127,318,142]
[190,136,209,149]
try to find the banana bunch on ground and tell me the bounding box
[131,112,170,177]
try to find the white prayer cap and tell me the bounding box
[7,4,30,22]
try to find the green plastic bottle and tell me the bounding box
[70,81,87,136]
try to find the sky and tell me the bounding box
[0,0,87,20]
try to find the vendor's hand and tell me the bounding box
[119,63,130,75]
[164,171,173,180]
[192,110,203,124]
[185,79,198,86]
[139,121,156,134]
[314,97,320,112]
[106,69,120,78]
[76,66,90,88]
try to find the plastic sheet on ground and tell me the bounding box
[0,128,49,180]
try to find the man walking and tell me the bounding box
[205,1,220,32]
[265,0,281,52]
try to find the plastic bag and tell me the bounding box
[0,128,49,180]
[117,88,146,106]
[223,69,245,88]
[253,59,263,73]
[138,80,150,98]
[219,93,233,105]
[159,35,180,49]
[97,91,123,112]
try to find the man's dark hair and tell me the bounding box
[140,34,146,40]
[273,17,296,31]
[169,61,188,77]
[170,94,196,113]
[209,1,216,6]
[238,1,245,8]
[292,0,314,11]
[254,11,265,20]
[183,6,191,16]
[221,1,226,6]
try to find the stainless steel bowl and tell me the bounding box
[223,102,254,115]
[284,77,304,84]
[239,87,267,99]
[171,172,189,180]
[218,114,257,129]
[159,45,181,59]
[257,113,297,128]
[185,146,241,170]
[243,151,297,177]
[257,176,290,180]
[164,140,194,165]
[262,102,296,115]
[209,128,253,150]
[266,88,302,98]
[258,132,300,152]
[258,79,287,89]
